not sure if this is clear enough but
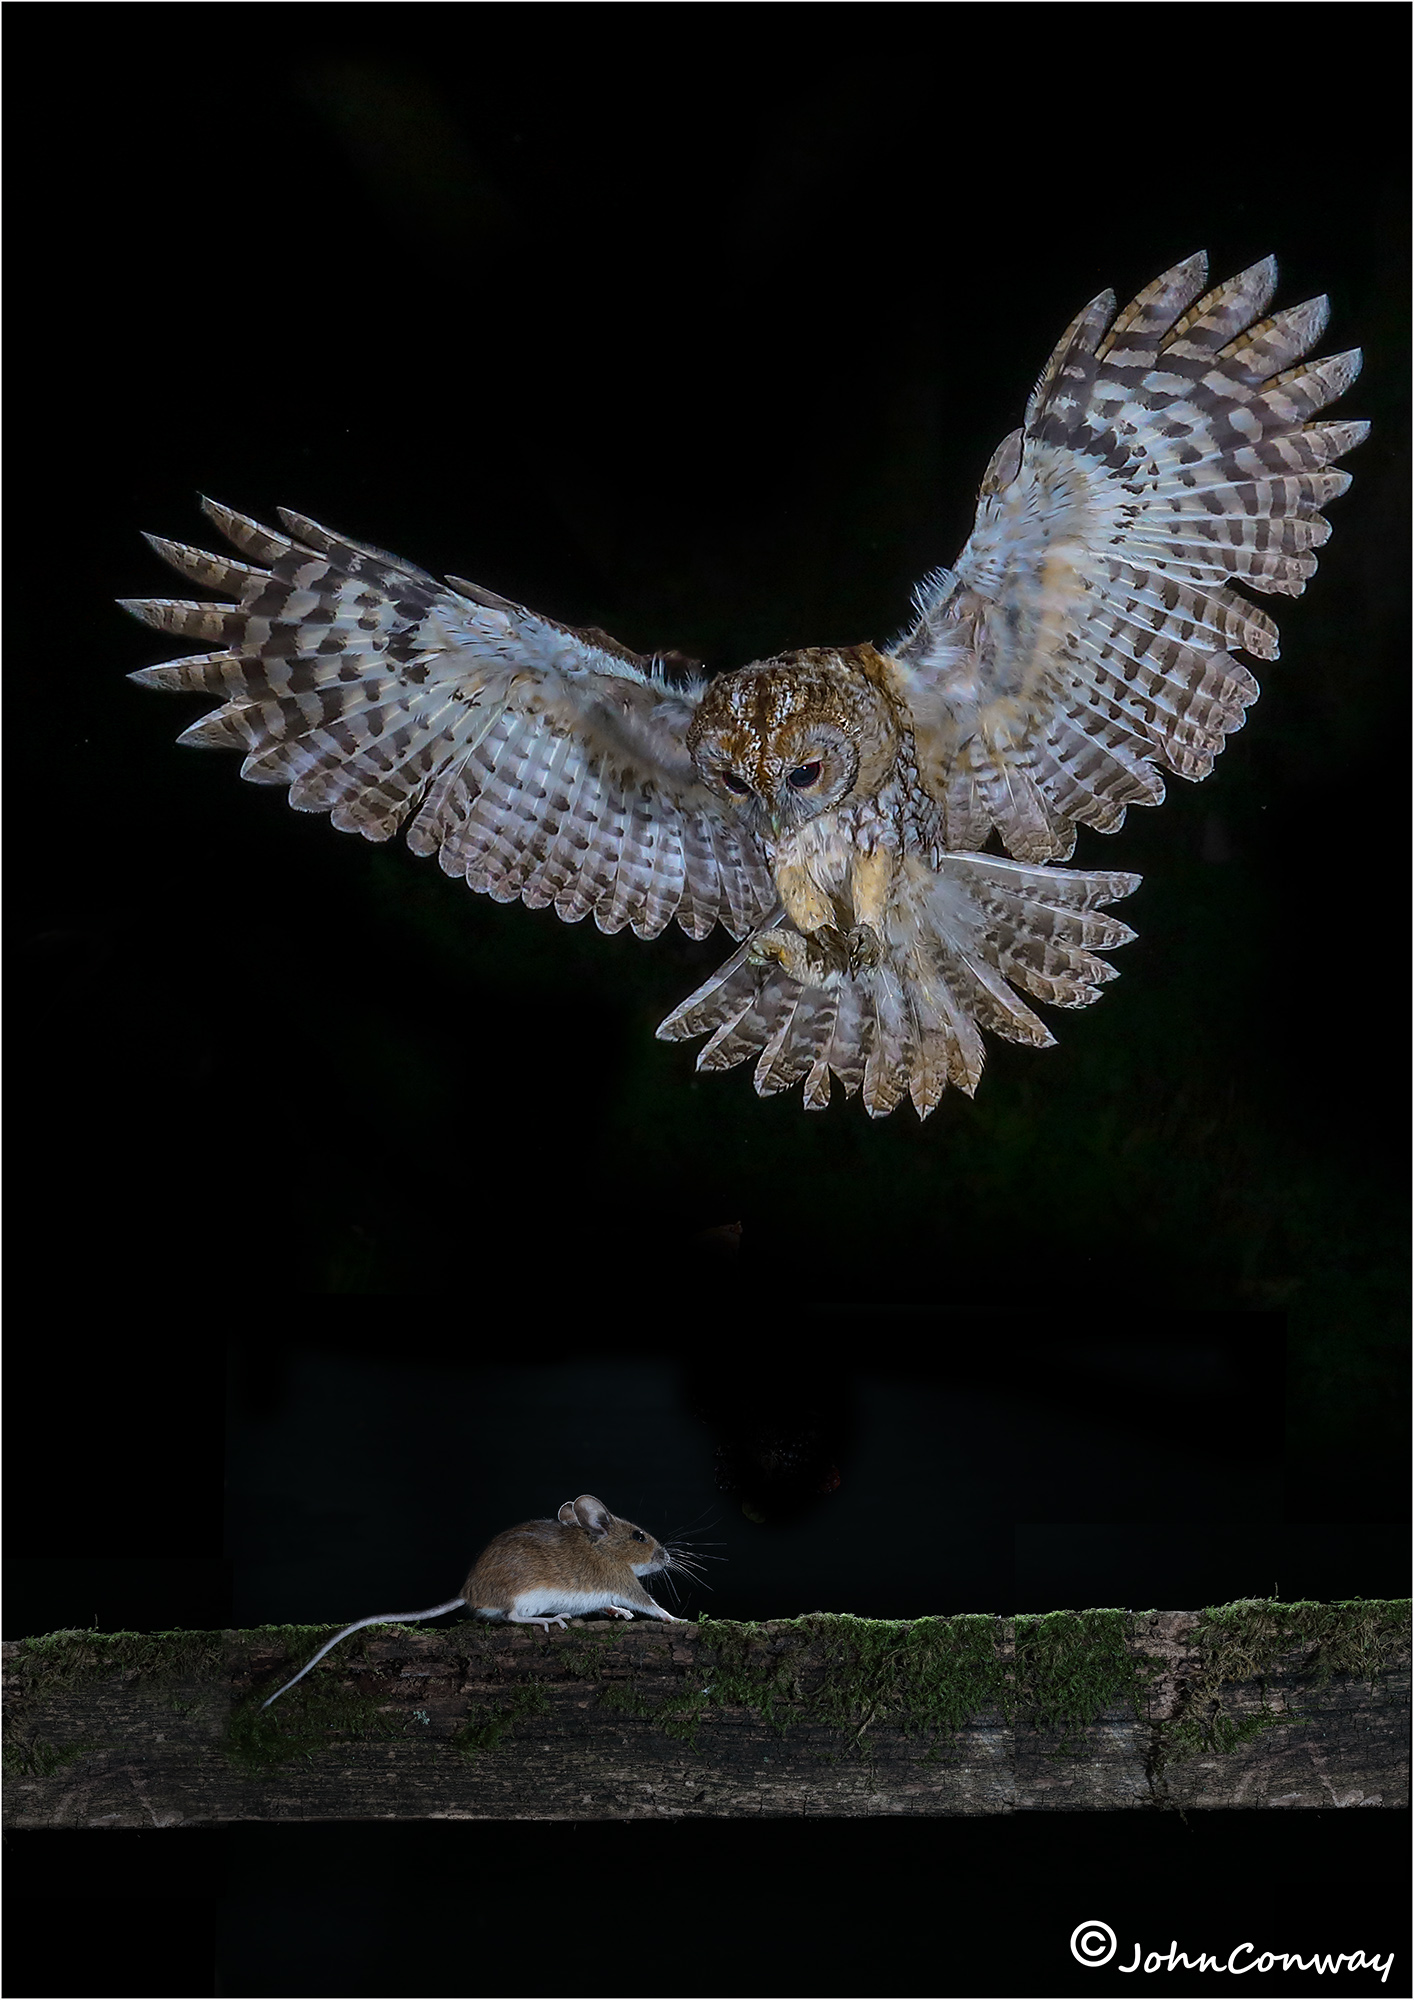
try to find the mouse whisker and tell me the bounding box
[662,1505,722,1542]
[664,1540,723,1562]
[666,1553,715,1580]
[666,1563,713,1603]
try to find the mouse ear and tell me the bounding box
[557,1502,578,1525]
[573,1495,615,1539]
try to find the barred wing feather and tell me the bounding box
[123,500,776,943]
[893,253,1367,862]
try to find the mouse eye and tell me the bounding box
[787,760,822,790]
[632,1530,646,1542]
[719,770,751,797]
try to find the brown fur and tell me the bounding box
[463,1494,673,1620]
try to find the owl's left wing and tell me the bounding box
[123,501,775,942]
[890,253,1368,862]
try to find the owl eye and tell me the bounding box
[719,771,751,797]
[787,761,822,790]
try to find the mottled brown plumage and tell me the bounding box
[123,254,1364,1117]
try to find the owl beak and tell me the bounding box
[769,811,782,837]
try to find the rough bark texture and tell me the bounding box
[4,1608,1406,1828]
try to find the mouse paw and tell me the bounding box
[603,1606,635,1620]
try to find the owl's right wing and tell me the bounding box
[891,253,1368,862]
[123,501,775,942]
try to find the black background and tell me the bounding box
[6,3,1408,1995]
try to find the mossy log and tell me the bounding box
[4,1603,1407,1827]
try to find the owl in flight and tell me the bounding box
[125,253,1364,1118]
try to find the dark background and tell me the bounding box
[6,3,1408,1995]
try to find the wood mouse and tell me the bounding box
[260,1493,693,1709]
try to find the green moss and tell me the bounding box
[225,1679,408,1772]
[1158,1597,1410,1771]
[3,1737,101,1780]
[688,1611,1155,1754]
[657,1692,715,1746]
[631,1613,1014,1756]
[794,1613,1006,1746]
[594,1612,1128,1756]
[1189,1597,1409,1687]
[646,1604,1407,1767]
[10,1629,225,1697]
[1012,1609,1162,1752]
[686,1619,803,1736]
[11,1603,1404,1784]
[596,1683,650,1719]
[452,1688,550,1758]
[557,1631,619,1682]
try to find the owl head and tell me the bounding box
[688,648,899,836]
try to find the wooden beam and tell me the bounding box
[4,1603,1406,1826]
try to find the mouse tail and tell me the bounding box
[260,1598,467,1710]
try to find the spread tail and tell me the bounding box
[656,854,1139,1119]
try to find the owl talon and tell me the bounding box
[747,929,793,971]
[748,926,850,986]
[845,924,882,974]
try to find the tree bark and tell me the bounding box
[4,1609,1406,1828]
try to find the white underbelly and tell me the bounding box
[508,1587,623,1619]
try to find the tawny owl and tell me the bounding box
[123,252,1364,1119]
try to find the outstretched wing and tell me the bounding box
[891,253,1368,862]
[122,501,775,941]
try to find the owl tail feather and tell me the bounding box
[655,854,1139,1120]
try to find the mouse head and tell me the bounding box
[556,1493,668,1577]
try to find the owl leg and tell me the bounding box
[844,849,890,974]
